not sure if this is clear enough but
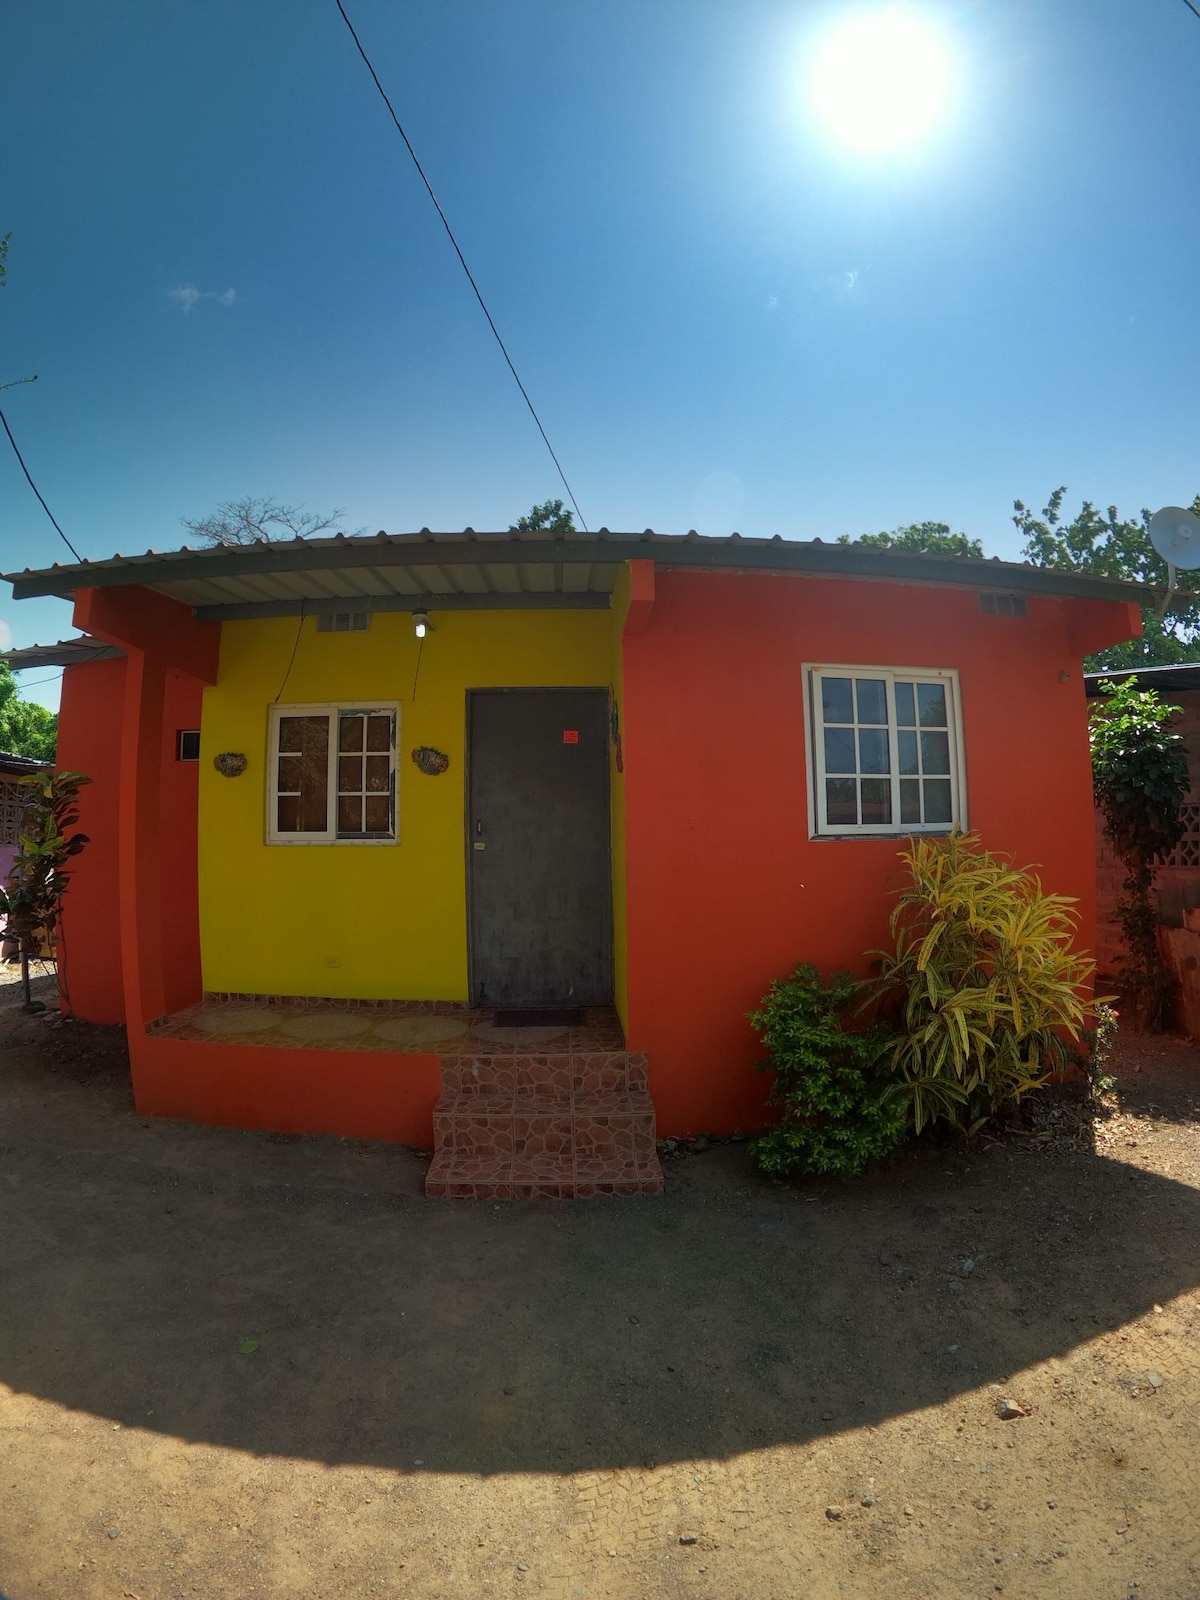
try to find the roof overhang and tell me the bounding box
[2,636,125,671]
[1,529,1155,621]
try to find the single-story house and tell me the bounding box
[0,748,54,887]
[3,530,1144,1197]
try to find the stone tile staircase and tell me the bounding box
[425,1051,665,1199]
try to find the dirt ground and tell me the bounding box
[2,970,1200,1600]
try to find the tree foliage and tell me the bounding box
[837,521,984,559]
[509,498,575,533]
[0,663,55,762]
[1090,677,1190,1026]
[0,769,90,1010]
[1016,487,1200,669]
[182,496,348,547]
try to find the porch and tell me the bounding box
[147,997,664,1199]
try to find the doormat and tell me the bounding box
[492,1007,586,1028]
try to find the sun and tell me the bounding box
[806,6,956,157]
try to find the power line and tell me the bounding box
[332,0,589,533]
[0,405,82,561]
[1182,0,1200,20]
[7,670,64,690]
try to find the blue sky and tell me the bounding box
[5,0,1200,708]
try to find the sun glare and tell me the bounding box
[807,7,955,157]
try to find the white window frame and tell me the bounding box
[266,702,400,846]
[803,664,967,839]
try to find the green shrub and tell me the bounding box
[748,964,905,1178]
[867,829,1096,1134]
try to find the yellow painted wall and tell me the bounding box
[198,606,627,1002]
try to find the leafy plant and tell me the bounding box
[1090,677,1189,1029]
[747,964,905,1178]
[866,830,1097,1134]
[0,770,90,1010]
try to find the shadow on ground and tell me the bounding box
[1,1018,1199,1477]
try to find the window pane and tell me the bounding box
[826,777,857,826]
[276,755,303,794]
[339,715,366,753]
[917,683,948,727]
[275,716,328,832]
[338,794,363,833]
[821,676,853,724]
[855,678,887,725]
[365,754,390,792]
[338,755,363,793]
[860,778,892,826]
[899,778,922,823]
[894,681,916,727]
[924,779,953,824]
[858,727,890,775]
[366,714,392,752]
[824,727,857,774]
[364,794,392,834]
[897,730,919,776]
[920,730,951,775]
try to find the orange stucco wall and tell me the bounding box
[56,655,205,1025]
[620,570,1117,1137]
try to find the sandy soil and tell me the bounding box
[1,970,1199,1599]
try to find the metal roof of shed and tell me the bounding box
[2,636,125,671]
[2,528,1153,621]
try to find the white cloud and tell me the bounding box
[0,619,12,652]
[766,292,780,311]
[165,284,237,313]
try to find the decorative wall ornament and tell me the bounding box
[213,752,248,778]
[411,745,450,776]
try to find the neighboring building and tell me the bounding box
[3,531,1143,1196]
[0,748,54,887]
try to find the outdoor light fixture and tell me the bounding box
[413,610,429,639]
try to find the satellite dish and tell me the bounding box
[1149,506,1200,571]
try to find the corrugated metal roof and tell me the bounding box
[2,636,125,671]
[1,528,1155,616]
[1084,664,1200,696]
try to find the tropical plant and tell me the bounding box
[0,769,90,1010]
[747,964,905,1177]
[866,830,1097,1134]
[1089,677,1190,1028]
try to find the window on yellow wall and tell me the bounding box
[267,704,398,844]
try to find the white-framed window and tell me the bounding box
[267,703,398,844]
[805,666,966,837]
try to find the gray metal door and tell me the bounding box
[467,688,613,1006]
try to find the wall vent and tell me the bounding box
[979,591,1027,618]
[317,611,370,633]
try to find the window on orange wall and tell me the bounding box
[267,704,398,844]
[804,666,966,837]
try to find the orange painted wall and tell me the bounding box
[620,570,1124,1137]
[55,639,207,1026]
[56,659,126,1023]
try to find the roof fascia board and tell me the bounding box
[193,591,613,622]
[7,537,1151,606]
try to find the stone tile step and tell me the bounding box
[425,1151,665,1200]
[442,1051,648,1096]
[433,1090,657,1164]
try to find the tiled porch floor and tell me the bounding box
[149,997,625,1055]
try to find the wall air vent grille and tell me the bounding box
[316,612,370,634]
[979,592,1027,618]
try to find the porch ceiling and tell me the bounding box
[2,527,1155,620]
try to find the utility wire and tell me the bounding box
[333,0,589,533]
[1182,0,1200,19]
[7,670,64,690]
[0,405,82,561]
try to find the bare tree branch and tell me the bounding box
[181,496,352,547]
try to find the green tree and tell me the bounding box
[510,498,575,533]
[1015,487,1200,670]
[837,521,984,558]
[1090,677,1190,1028]
[0,769,90,1010]
[0,663,55,761]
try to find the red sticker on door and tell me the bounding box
[562,729,579,744]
